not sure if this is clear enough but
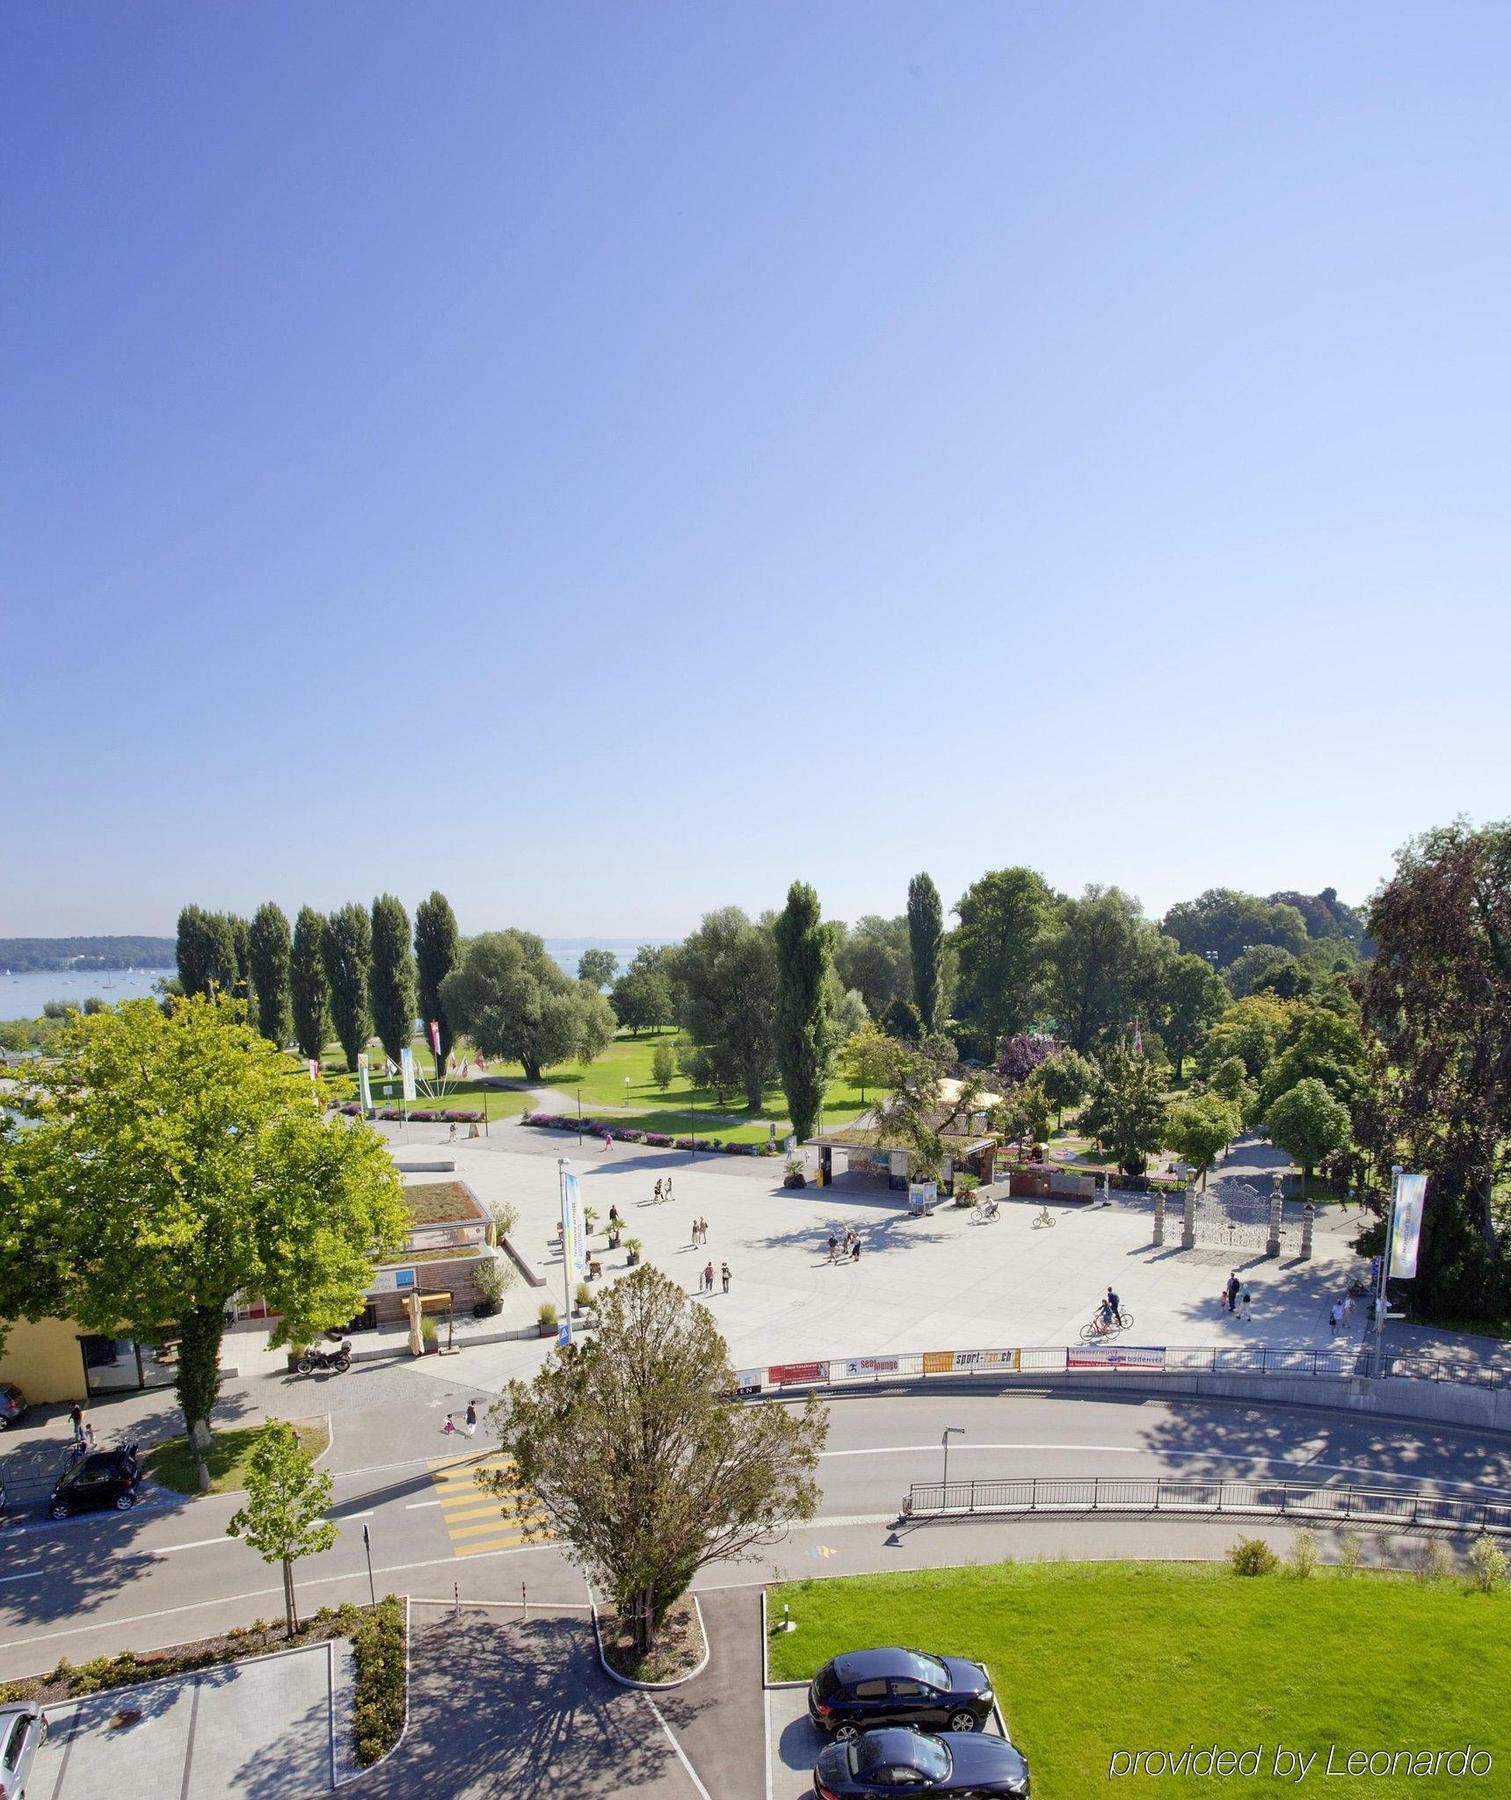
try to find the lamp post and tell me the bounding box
[941,1425,964,1494]
[576,1083,582,1145]
[361,1523,376,1608]
[624,1076,631,1112]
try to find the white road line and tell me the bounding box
[149,1536,229,1556]
[642,1692,714,1800]
[405,1500,443,1510]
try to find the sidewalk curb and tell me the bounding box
[588,1588,711,1689]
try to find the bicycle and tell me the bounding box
[1079,1306,1134,1341]
[1032,1206,1056,1228]
[973,1197,1001,1222]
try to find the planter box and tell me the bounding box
[538,1321,557,1338]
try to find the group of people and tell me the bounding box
[1328,1293,1359,1335]
[826,1230,863,1264]
[689,1215,711,1247]
[441,1401,480,1437]
[652,1177,675,1205]
[697,1259,732,1295]
[1223,1271,1254,1321]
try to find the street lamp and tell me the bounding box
[941,1426,965,1493]
[576,1083,582,1145]
[624,1076,631,1110]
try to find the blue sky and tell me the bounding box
[4,2,1508,940]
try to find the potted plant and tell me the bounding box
[607,1219,622,1249]
[537,1300,559,1339]
[420,1316,439,1356]
[573,1281,592,1317]
[623,1237,642,1267]
[583,1205,599,1241]
[472,1257,507,1318]
[783,1155,807,1189]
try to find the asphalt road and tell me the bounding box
[3,1391,1509,1679]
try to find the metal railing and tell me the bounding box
[903,1475,1511,1534]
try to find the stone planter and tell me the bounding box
[538,1320,557,1338]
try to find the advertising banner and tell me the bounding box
[561,1170,587,1281]
[400,1047,416,1103]
[922,1351,955,1375]
[428,1019,442,1058]
[907,1182,937,1212]
[947,1348,1021,1374]
[357,1065,373,1114]
[308,1059,320,1084]
[733,1369,765,1396]
[1066,1345,1166,1371]
[769,1361,828,1386]
[369,1267,417,1294]
[1390,1172,1428,1279]
[837,1355,901,1380]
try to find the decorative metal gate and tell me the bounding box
[1191,1178,1300,1253]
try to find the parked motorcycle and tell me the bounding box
[297,1340,352,1374]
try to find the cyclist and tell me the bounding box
[1104,1286,1124,1328]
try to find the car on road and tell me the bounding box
[0,1701,47,1799]
[814,1727,1030,1798]
[0,1386,26,1431]
[48,1443,140,1519]
[808,1648,995,1739]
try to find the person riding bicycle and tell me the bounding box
[1103,1286,1123,1327]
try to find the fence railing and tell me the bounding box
[903,1475,1511,1534]
[736,1344,1509,1395]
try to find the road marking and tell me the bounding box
[642,1693,714,1800]
[149,1536,230,1556]
[405,1499,443,1510]
[426,1453,553,1559]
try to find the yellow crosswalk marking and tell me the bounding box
[427,1453,551,1557]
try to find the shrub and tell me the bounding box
[1336,1530,1364,1577]
[420,1317,438,1349]
[645,1133,672,1147]
[473,1258,509,1306]
[675,1136,694,1150]
[574,1282,592,1310]
[1467,1535,1508,1592]
[409,1109,435,1122]
[351,1597,407,1766]
[1288,1528,1318,1578]
[537,1300,558,1326]
[1407,1539,1454,1583]
[1228,1536,1278,1576]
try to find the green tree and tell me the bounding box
[952,867,1054,1049]
[1209,1054,1257,1124]
[1257,1005,1368,1115]
[414,891,461,1079]
[833,915,912,1020]
[667,908,779,1111]
[839,1020,898,1102]
[441,930,616,1081]
[651,1039,676,1091]
[1264,1077,1351,1188]
[0,999,405,1486]
[290,906,331,1064]
[827,980,869,1043]
[322,903,373,1071]
[1226,943,1306,1000]
[1161,888,1310,968]
[227,1420,338,1636]
[248,903,293,1047]
[1037,1048,1095,1130]
[1043,885,1154,1053]
[873,1041,984,1182]
[1081,1048,1168,1176]
[907,875,946,1033]
[1195,994,1295,1082]
[610,945,677,1036]
[1154,951,1230,1079]
[773,882,835,1142]
[368,894,417,1071]
[230,915,254,1007]
[175,905,238,1000]
[994,1075,1054,1146]
[1165,1093,1241,1188]
[1356,820,1511,1318]
[577,948,618,988]
[484,1266,826,1653]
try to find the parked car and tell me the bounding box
[0,1386,26,1431]
[814,1727,1030,1799]
[0,1702,47,1800]
[808,1648,995,1739]
[48,1443,140,1520]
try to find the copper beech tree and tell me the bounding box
[484,1264,827,1654]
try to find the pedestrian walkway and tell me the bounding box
[428,1452,552,1558]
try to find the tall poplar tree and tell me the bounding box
[369,894,417,1071]
[322,903,373,1071]
[249,903,293,1046]
[290,907,330,1063]
[774,880,834,1141]
[906,873,946,1032]
[414,891,461,1079]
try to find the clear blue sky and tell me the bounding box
[4,3,1508,940]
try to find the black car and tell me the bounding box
[48,1444,140,1520]
[814,1728,1030,1799]
[809,1648,995,1739]
[0,1386,25,1431]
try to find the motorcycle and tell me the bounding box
[298,1339,352,1375]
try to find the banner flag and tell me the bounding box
[428,1019,442,1057]
[400,1048,416,1103]
[1391,1173,1428,1279]
[561,1170,587,1281]
[308,1059,319,1084]
[357,1065,373,1114]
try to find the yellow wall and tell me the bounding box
[0,1317,86,1403]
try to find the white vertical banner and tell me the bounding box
[357,1065,373,1113]
[1390,1173,1428,1279]
[561,1171,587,1280]
[400,1047,416,1103]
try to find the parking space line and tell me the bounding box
[642,1692,714,1800]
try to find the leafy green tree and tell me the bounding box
[882,995,924,1042]
[667,909,779,1111]
[610,945,677,1035]
[773,882,835,1142]
[1037,1048,1095,1130]
[1226,943,1306,999]
[414,891,461,1079]
[1081,1047,1169,1176]
[230,916,254,1007]
[227,1420,338,1636]
[577,948,618,988]
[1196,995,1294,1082]
[291,906,331,1064]
[249,903,293,1047]
[873,1041,983,1181]
[1264,1078,1351,1188]
[1209,1054,1257,1123]
[1161,888,1310,968]
[176,905,238,999]
[827,980,869,1043]
[1257,1005,1368,1115]
[368,894,417,1071]
[907,875,946,1033]
[441,930,616,1081]
[833,915,912,1020]
[484,1265,826,1653]
[1356,820,1511,1318]
[994,1076,1054,1146]
[322,903,373,1071]
[839,1020,899,1102]
[651,1039,676,1091]
[1043,885,1154,1053]
[1165,1093,1241,1188]
[952,867,1054,1049]
[1154,951,1230,1079]
[0,999,405,1486]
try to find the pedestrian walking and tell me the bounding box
[602,1131,613,1152]
[850,1238,861,1262]
[1328,1301,1342,1336]
[664,1177,674,1204]
[442,1413,457,1435]
[465,1401,477,1437]
[1240,1286,1252,1322]
[700,1215,708,1245]
[691,1218,700,1248]
[609,1205,621,1227]
[448,1122,457,1142]
[654,1179,663,1204]
[703,1260,714,1293]
[721,1261,731,1294]
[1342,1293,1355,1329]
[1226,1272,1240,1313]
[69,1402,86,1448]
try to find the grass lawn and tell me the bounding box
[768,1563,1510,1797]
[145,1416,331,1496]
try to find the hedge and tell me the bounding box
[351,1595,407,1765]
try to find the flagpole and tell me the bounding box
[1373,1164,1400,1378]
[558,1158,574,1347]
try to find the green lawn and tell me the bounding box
[768,1563,1510,1797]
[145,1417,330,1496]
